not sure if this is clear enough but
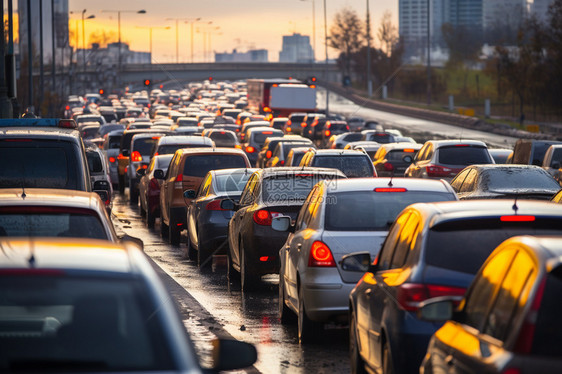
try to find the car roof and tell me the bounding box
[257,166,346,178]
[0,238,139,275]
[378,142,423,151]
[425,139,488,147]
[0,126,81,140]
[466,164,547,172]
[311,149,370,156]
[248,127,283,134]
[324,177,455,194]
[0,188,107,211]
[408,199,562,229]
[211,167,259,176]
[175,147,248,157]
[158,135,211,145]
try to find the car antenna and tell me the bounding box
[388,169,394,187]
[27,239,36,268]
[512,196,519,215]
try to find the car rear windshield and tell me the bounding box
[86,151,103,173]
[437,145,492,166]
[209,132,236,143]
[290,115,306,123]
[387,149,419,161]
[183,155,247,177]
[108,135,122,149]
[342,133,363,142]
[262,174,339,204]
[0,276,175,371]
[366,133,393,143]
[177,119,198,126]
[425,218,562,275]
[283,143,311,155]
[482,168,560,192]
[0,140,79,190]
[215,172,252,192]
[330,123,349,132]
[312,155,373,178]
[81,127,99,139]
[290,152,305,166]
[532,271,562,356]
[325,191,456,231]
[157,144,211,155]
[252,131,283,145]
[132,138,159,156]
[0,207,108,239]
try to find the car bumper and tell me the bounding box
[301,275,355,323]
[245,225,287,275]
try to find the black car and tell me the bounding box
[224,167,346,291]
[186,168,258,269]
[256,136,312,168]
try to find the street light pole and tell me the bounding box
[323,0,329,114]
[136,25,171,63]
[427,0,431,105]
[300,0,315,62]
[81,11,95,73]
[366,0,372,97]
[185,18,201,63]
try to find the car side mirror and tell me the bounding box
[136,168,146,177]
[211,338,257,371]
[154,169,165,180]
[119,234,144,251]
[340,252,372,272]
[417,297,458,322]
[271,216,293,232]
[220,199,237,211]
[122,149,130,157]
[183,189,197,199]
[93,180,110,191]
[403,155,413,163]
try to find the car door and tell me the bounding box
[229,173,259,268]
[188,174,212,247]
[161,153,179,224]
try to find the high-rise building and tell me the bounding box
[483,0,527,32]
[278,33,313,63]
[215,49,269,63]
[399,0,431,58]
[530,0,554,24]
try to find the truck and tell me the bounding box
[246,78,316,118]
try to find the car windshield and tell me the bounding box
[215,172,253,192]
[183,155,247,177]
[312,155,373,178]
[0,207,108,239]
[426,218,562,274]
[0,276,175,371]
[325,191,456,231]
[133,138,160,156]
[481,168,560,191]
[437,145,492,165]
[253,132,282,145]
[86,151,103,173]
[262,174,339,204]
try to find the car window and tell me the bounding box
[312,155,373,178]
[450,168,471,191]
[215,172,253,193]
[437,145,492,166]
[459,169,478,193]
[183,155,247,177]
[132,138,160,156]
[239,174,258,206]
[377,212,411,271]
[482,168,560,191]
[198,174,212,197]
[261,174,336,204]
[390,213,420,269]
[463,249,517,329]
[483,249,536,341]
[532,271,562,356]
[86,151,104,173]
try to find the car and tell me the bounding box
[160,148,251,245]
[0,238,257,373]
[344,199,562,374]
[138,154,174,228]
[284,112,307,135]
[321,121,351,146]
[372,143,423,177]
[127,133,166,205]
[75,114,106,127]
[267,141,316,168]
[300,113,325,140]
[361,130,400,144]
[488,147,513,164]
[420,235,562,374]
[305,115,344,142]
[101,129,124,186]
[274,178,458,343]
[541,144,562,185]
[0,188,118,242]
[206,129,240,148]
[326,131,363,149]
[509,139,562,166]
[79,123,101,140]
[404,139,495,182]
[223,167,346,291]
[344,141,382,160]
[347,117,366,131]
[84,141,113,211]
[449,164,561,200]
[270,117,288,131]
[186,168,258,268]
[0,118,91,192]
[284,146,311,167]
[152,135,214,157]
[171,116,199,131]
[256,135,312,168]
[242,127,284,166]
[299,149,377,178]
[239,121,271,143]
[552,188,562,203]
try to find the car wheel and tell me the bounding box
[129,183,139,205]
[146,206,156,229]
[279,276,296,324]
[298,283,321,344]
[197,236,210,269]
[226,252,239,283]
[382,341,394,374]
[118,174,125,194]
[350,311,367,374]
[240,242,258,292]
[139,199,146,217]
[160,211,169,238]
[168,216,181,246]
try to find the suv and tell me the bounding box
[299,149,377,178]
[159,148,250,245]
[405,139,494,182]
[127,133,165,204]
[509,139,562,166]
[242,127,284,166]
[372,143,423,177]
[284,113,307,135]
[0,118,90,191]
[102,129,124,186]
[256,135,312,168]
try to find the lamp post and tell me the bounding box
[136,26,171,63]
[366,0,372,97]
[184,18,201,63]
[323,0,329,114]
[196,22,214,62]
[101,9,146,75]
[426,0,431,105]
[167,17,202,63]
[300,0,315,62]
[81,11,95,72]
[208,27,221,63]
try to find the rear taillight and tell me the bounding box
[109,156,116,163]
[131,151,142,162]
[396,284,466,312]
[117,153,127,160]
[286,127,292,132]
[426,164,451,177]
[513,277,546,354]
[206,199,228,211]
[280,160,285,166]
[501,369,522,374]
[301,122,307,128]
[325,130,331,137]
[500,215,535,222]
[154,152,159,156]
[253,209,281,225]
[308,241,336,267]
[176,174,183,182]
[286,120,292,127]
[383,162,394,171]
[266,150,272,159]
[246,146,255,153]
[374,187,407,192]
[235,144,242,149]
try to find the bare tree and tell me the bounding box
[329,7,364,76]
[377,11,398,57]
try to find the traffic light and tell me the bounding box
[208,76,213,82]
[143,79,151,87]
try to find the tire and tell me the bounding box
[146,207,156,229]
[169,216,181,246]
[197,236,210,269]
[279,276,296,324]
[129,182,139,205]
[382,341,394,374]
[185,234,197,260]
[298,283,322,344]
[227,252,239,284]
[160,211,169,238]
[240,243,258,292]
[350,311,367,374]
[118,174,125,194]
[139,199,146,217]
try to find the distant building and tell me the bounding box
[279,33,313,63]
[483,0,527,36]
[215,49,269,63]
[75,43,150,68]
[530,0,554,24]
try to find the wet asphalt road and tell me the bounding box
[111,193,350,374]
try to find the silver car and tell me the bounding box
[273,178,458,343]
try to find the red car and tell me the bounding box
[138,154,174,228]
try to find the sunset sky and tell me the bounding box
[69,0,399,63]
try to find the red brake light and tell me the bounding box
[266,150,272,159]
[426,164,452,177]
[253,210,271,225]
[246,146,255,153]
[403,149,415,153]
[280,160,285,165]
[374,187,407,192]
[206,199,227,211]
[286,127,292,132]
[65,105,70,110]
[455,144,470,147]
[130,151,142,162]
[301,122,307,128]
[58,119,77,129]
[109,156,116,163]
[154,152,159,156]
[176,173,183,182]
[500,215,536,222]
[262,131,273,135]
[152,136,161,140]
[308,241,336,267]
[325,130,331,137]
[260,256,269,262]
[397,284,466,312]
[383,162,394,171]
